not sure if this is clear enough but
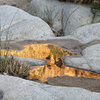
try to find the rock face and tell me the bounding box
[0,0,29,11]
[29,0,93,35]
[1,56,47,67]
[0,5,54,41]
[29,0,65,31]
[63,55,90,70]
[71,23,100,44]
[1,75,100,100]
[63,4,93,35]
[63,44,100,73]
[14,56,47,67]
[82,44,100,72]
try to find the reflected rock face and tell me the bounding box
[1,44,100,82]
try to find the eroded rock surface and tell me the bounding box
[1,75,100,100]
[71,23,100,44]
[82,44,100,72]
[0,0,29,11]
[29,0,93,35]
[63,55,90,70]
[0,5,54,41]
[63,44,100,74]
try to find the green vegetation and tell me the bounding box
[42,6,58,27]
[0,14,30,79]
[91,2,100,13]
[90,2,100,23]
[48,45,66,58]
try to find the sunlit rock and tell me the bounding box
[2,43,100,82]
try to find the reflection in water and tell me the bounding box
[1,43,100,82]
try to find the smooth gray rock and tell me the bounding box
[29,0,65,31]
[1,35,82,50]
[0,75,100,100]
[63,55,90,71]
[63,4,93,35]
[1,56,47,68]
[14,56,47,67]
[29,0,93,35]
[63,44,100,74]
[71,23,100,44]
[0,5,54,41]
[82,44,100,73]
[0,0,29,11]
[0,90,3,100]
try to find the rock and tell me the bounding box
[0,5,54,41]
[0,75,100,100]
[1,35,82,50]
[63,44,100,73]
[71,23,100,44]
[1,56,47,67]
[93,10,100,23]
[14,56,47,67]
[82,44,100,73]
[47,75,100,92]
[29,0,93,35]
[0,0,29,11]
[0,90,3,100]
[63,4,93,35]
[29,0,65,31]
[63,55,91,71]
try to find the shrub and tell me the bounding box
[0,56,30,78]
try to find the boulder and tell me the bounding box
[0,75,100,100]
[0,5,54,41]
[63,4,93,35]
[1,35,82,50]
[82,44,100,73]
[63,44,100,73]
[0,0,29,11]
[29,0,93,35]
[63,55,90,71]
[29,0,65,31]
[1,56,47,67]
[71,23,100,44]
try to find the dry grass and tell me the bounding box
[0,56,30,78]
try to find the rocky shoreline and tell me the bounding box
[0,0,100,100]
